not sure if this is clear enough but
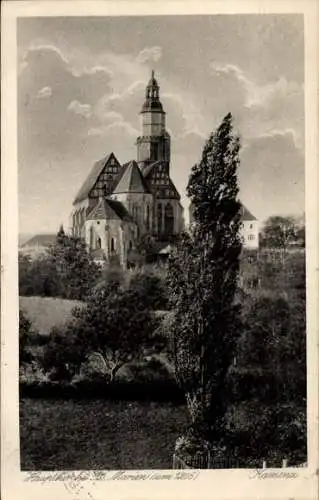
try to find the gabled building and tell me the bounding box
[239,204,259,249]
[189,201,259,249]
[19,234,57,258]
[71,71,184,267]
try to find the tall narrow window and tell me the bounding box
[164,203,174,235]
[146,204,150,230]
[96,237,102,249]
[111,238,115,252]
[157,203,162,234]
[89,226,94,250]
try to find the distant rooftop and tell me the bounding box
[20,234,56,248]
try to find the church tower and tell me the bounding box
[136,71,171,171]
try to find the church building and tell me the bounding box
[71,71,184,267]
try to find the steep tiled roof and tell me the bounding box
[87,198,133,222]
[107,199,133,221]
[141,160,180,200]
[73,153,121,204]
[21,234,56,248]
[113,160,149,194]
[141,160,162,178]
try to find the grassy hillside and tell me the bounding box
[19,296,84,335]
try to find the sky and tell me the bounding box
[17,15,304,235]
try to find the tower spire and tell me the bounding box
[137,72,171,169]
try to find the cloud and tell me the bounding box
[208,62,304,151]
[88,113,139,138]
[211,62,302,108]
[37,86,52,99]
[68,100,92,119]
[26,43,70,66]
[20,44,112,105]
[136,46,162,64]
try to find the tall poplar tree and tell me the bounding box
[168,113,242,466]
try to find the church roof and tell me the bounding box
[141,160,162,178]
[141,160,181,200]
[86,197,133,222]
[73,153,118,204]
[113,160,149,194]
[108,199,133,221]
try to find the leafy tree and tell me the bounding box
[19,252,61,297]
[19,309,36,365]
[42,281,160,382]
[134,234,158,265]
[47,226,101,300]
[296,225,305,247]
[261,216,296,250]
[72,283,160,380]
[167,113,242,464]
[227,291,306,465]
[41,324,86,381]
[126,271,168,310]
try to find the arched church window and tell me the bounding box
[111,238,115,252]
[132,204,137,220]
[164,203,174,235]
[96,237,102,249]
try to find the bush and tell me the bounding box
[224,290,307,465]
[126,270,168,310]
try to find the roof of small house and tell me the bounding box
[240,204,257,221]
[73,153,121,204]
[189,201,257,222]
[86,197,133,222]
[21,234,56,248]
[113,160,149,194]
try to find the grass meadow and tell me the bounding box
[19,296,84,334]
[20,398,188,470]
